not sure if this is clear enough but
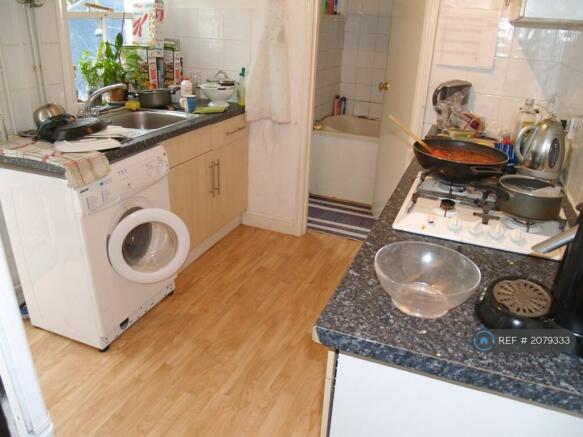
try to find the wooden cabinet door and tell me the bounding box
[211,137,249,232]
[169,154,214,249]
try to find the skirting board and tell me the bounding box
[242,211,298,236]
[180,216,241,272]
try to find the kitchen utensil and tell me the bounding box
[494,175,564,222]
[447,128,475,140]
[199,82,237,108]
[33,103,66,127]
[476,276,554,329]
[374,241,481,318]
[138,89,172,108]
[413,139,508,183]
[54,137,122,153]
[388,114,435,154]
[515,117,565,181]
[532,203,583,357]
[432,80,472,114]
[38,116,107,142]
[179,95,197,113]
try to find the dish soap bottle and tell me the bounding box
[511,98,538,144]
[238,67,246,108]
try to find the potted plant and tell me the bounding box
[79,33,141,102]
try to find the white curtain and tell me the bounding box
[245,0,291,125]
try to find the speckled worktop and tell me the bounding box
[0,102,245,175]
[313,160,583,417]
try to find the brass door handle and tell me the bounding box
[378,82,391,91]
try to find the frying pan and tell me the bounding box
[414,139,508,183]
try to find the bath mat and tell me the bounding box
[307,194,375,241]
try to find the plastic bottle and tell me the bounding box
[237,67,246,108]
[180,76,193,97]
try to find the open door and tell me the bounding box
[372,0,439,216]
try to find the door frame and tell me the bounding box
[295,0,441,234]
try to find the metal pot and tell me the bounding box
[138,89,172,108]
[496,175,564,222]
[413,139,508,183]
[32,103,66,127]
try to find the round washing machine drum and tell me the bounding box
[107,207,190,284]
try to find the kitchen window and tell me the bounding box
[65,0,133,100]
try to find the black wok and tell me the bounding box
[414,139,508,183]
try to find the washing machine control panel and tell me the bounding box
[76,146,170,214]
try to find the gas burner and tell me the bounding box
[502,217,542,233]
[473,209,500,225]
[436,180,467,193]
[440,199,456,212]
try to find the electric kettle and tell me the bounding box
[533,204,583,358]
[515,117,565,181]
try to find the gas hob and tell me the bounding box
[392,172,567,260]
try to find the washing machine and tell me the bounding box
[0,146,190,350]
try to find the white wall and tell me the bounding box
[422,0,565,137]
[422,0,583,206]
[165,1,252,83]
[557,29,583,205]
[0,0,67,133]
[338,0,393,119]
[314,15,345,121]
[166,0,317,236]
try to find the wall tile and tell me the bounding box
[495,18,513,58]
[357,50,375,67]
[223,40,250,72]
[199,9,223,39]
[341,66,356,83]
[369,102,382,119]
[465,58,508,96]
[378,0,393,16]
[361,0,379,15]
[356,67,373,85]
[355,83,371,100]
[353,101,370,116]
[345,14,361,33]
[360,15,378,34]
[510,28,557,62]
[180,38,200,68]
[223,9,251,41]
[198,40,224,70]
[172,7,199,38]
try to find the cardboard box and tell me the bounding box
[133,1,165,49]
[147,48,164,89]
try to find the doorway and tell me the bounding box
[305,0,440,240]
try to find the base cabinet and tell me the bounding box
[168,154,214,249]
[327,353,583,437]
[165,115,248,262]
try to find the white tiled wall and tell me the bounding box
[314,15,345,121]
[338,0,393,119]
[0,0,66,133]
[423,1,583,204]
[557,30,583,204]
[166,7,252,83]
[423,3,566,137]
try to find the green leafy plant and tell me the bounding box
[78,33,142,89]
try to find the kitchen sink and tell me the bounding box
[101,109,195,131]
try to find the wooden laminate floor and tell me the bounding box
[25,226,361,436]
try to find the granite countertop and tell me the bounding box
[314,160,583,417]
[0,102,245,176]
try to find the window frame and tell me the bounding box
[57,1,132,109]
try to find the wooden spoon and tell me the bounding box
[388,114,435,155]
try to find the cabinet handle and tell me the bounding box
[216,159,221,195]
[209,161,216,197]
[225,126,246,136]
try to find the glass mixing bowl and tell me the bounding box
[374,241,481,318]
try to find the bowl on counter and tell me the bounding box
[374,241,481,318]
[199,82,237,108]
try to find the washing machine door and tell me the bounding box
[107,207,190,284]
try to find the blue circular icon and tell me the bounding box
[472,330,496,352]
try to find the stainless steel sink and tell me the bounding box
[101,109,194,131]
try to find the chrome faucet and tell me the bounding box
[81,83,127,117]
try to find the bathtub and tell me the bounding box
[309,115,380,205]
